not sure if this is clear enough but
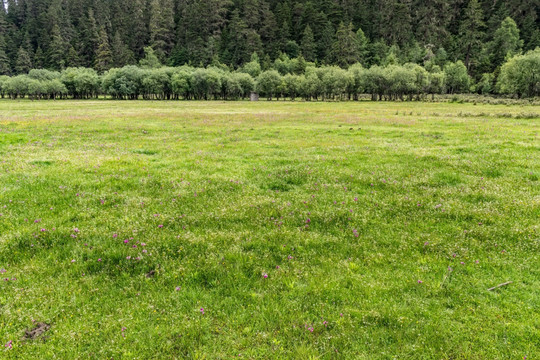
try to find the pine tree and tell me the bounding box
[66,45,81,67]
[129,0,150,59]
[332,22,359,67]
[300,25,316,62]
[356,27,369,65]
[15,46,32,74]
[225,10,256,67]
[112,32,134,67]
[259,3,278,59]
[414,0,450,46]
[319,21,335,64]
[459,0,486,72]
[95,26,113,73]
[48,24,66,70]
[34,46,45,69]
[149,0,175,62]
[79,9,99,66]
[0,35,11,75]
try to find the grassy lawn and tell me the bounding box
[0,100,538,359]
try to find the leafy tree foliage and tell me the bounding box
[498,48,540,97]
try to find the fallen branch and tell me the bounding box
[488,281,513,291]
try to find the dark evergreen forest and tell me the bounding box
[0,0,538,78]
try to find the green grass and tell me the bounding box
[0,100,538,359]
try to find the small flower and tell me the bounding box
[113,233,118,238]
[417,280,423,284]
[124,239,129,244]
[4,340,12,350]
[126,256,131,260]
[73,228,80,233]
[0,269,6,274]
[175,286,181,291]
[308,327,314,333]
[71,259,76,263]
[460,262,465,265]
[323,321,328,327]
[97,258,102,262]
[200,308,205,315]
[424,241,429,246]
[262,273,268,279]
[158,224,163,228]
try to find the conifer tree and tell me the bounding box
[48,24,66,70]
[34,46,45,69]
[15,46,32,74]
[319,21,335,64]
[112,32,133,67]
[356,27,369,65]
[79,9,99,66]
[300,25,316,62]
[65,46,81,67]
[95,27,113,73]
[332,22,360,67]
[0,35,11,75]
[459,0,486,71]
[149,0,175,62]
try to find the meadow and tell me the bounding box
[0,100,538,359]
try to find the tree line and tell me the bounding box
[0,0,538,82]
[0,48,538,100]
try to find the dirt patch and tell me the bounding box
[23,322,51,341]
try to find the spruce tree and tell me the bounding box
[319,21,335,64]
[79,9,99,66]
[48,24,66,70]
[34,46,45,69]
[300,25,316,62]
[149,0,175,62]
[459,0,486,72]
[332,22,360,67]
[356,27,369,65]
[66,45,81,67]
[0,35,11,75]
[15,46,32,74]
[112,32,134,67]
[95,27,113,73]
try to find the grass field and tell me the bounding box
[0,100,538,359]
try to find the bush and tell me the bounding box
[444,61,470,94]
[62,67,100,98]
[101,66,144,99]
[497,49,540,98]
[256,70,282,100]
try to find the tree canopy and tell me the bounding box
[0,0,537,81]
